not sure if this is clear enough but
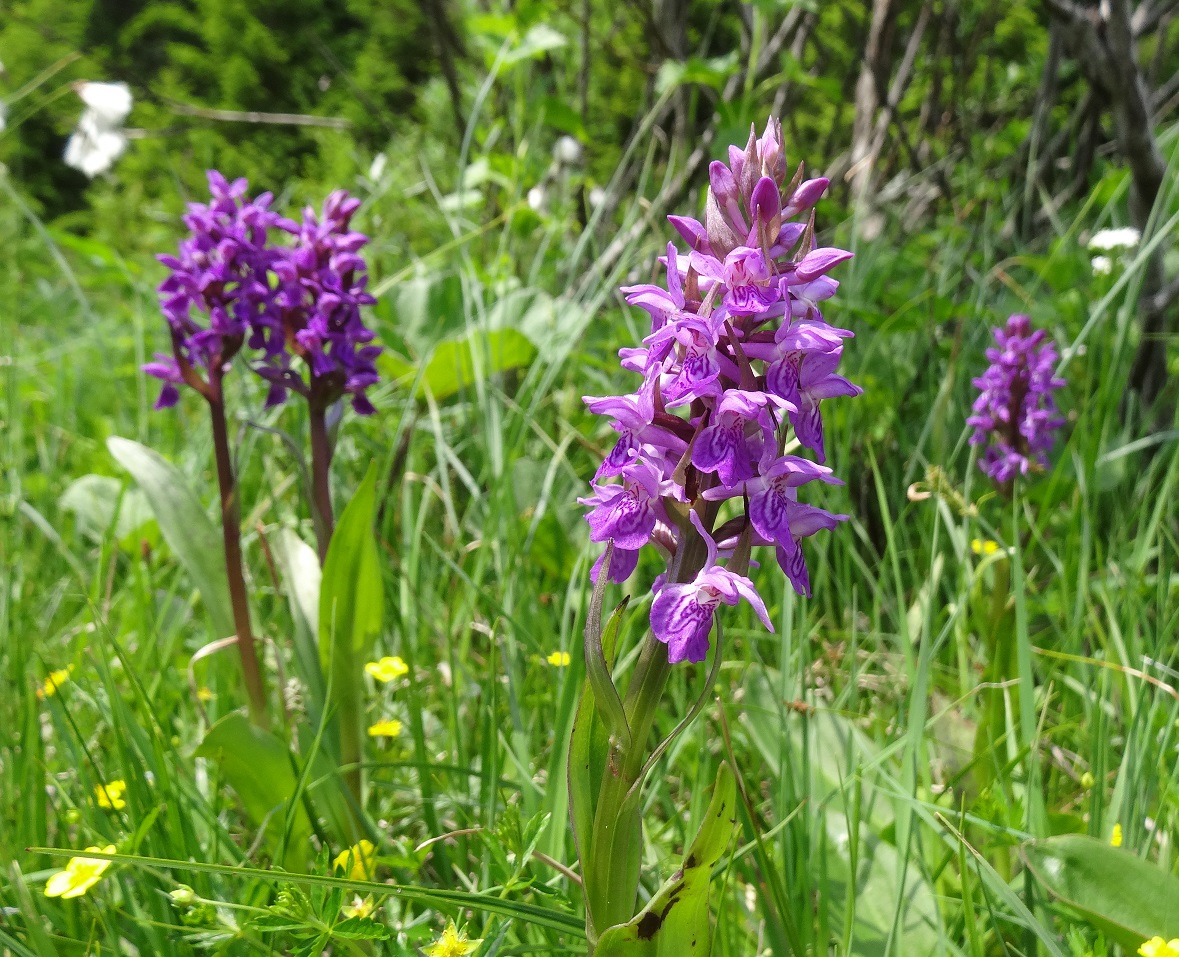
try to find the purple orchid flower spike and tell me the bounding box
[582,115,858,668]
[651,512,774,664]
[968,314,1066,487]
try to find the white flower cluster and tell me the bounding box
[64,81,132,178]
[1088,227,1141,252]
[1087,226,1141,277]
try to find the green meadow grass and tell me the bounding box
[2,114,1179,956]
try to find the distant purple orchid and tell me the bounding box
[967,314,1065,486]
[581,117,859,662]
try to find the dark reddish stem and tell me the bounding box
[207,368,269,728]
[308,401,335,565]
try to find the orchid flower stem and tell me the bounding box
[208,390,269,728]
[309,403,335,565]
[584,522,709,939]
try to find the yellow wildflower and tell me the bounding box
[1080,771,1095,790]
[546,651,571,667]
[970,538,1000,556]
[333,840,376,881]
[367,719,402,738]
[37,666,73,700]
[1110,823,1123,847]
[365,656,408,682]
[196,687,215,702]
[44,845,116,899]
[94,780,127,811]
[1140,938,1179,957]
[424,920,483,957]
[341,895,374,919]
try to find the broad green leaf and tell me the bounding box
[107,437,234,639]
[319,465,383,664]
[271,526,324,711]
[59,474,153,543]
[195,713,311,870]
[319,465,384,798]
[1022,835,1179,950]
[595,764,737,956]
[417,328,537,402]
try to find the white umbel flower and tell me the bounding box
[1087,227,1141,252]
[64,81,133,178]
[77,81,133,127]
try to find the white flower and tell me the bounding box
[368,153,387,182]
[588,186,607,210]
[64,113,127,177]
[527,185,547,212]
[552,135,583,167]
[64,81,133,178]
[1087,227,1140,252]
[78,82,133,127]
[1091,255,1113,276]
[0,101,6,134]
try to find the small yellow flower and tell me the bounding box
[424,920,483,957]
[367,719,402,738]
[546,651,571,667]
[341,895,374,919]
[37,666,73,700]
[970,538,1000,556]
[333,840,376,881]
[1080,771,1095,789]
[196,687,215,702]
[44,845,116,899]
[1110,823,1123,847]
[365,656,408,683]
[94,780,127,811]
[1140,937,1179,957]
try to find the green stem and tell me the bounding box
[583,511,713,938]
[207,386,268,729]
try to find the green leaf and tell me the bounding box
[107,437,234,639]
[654,52,739,95]
[272,527,324,713]
[1022,835,1179,950]
[332,916,391,940]
[583,549,631,748]
[595,763,737,956]
[540,96,588,139]
[59,474,153,544]
[319,465,384,797]
[417,328,537,402]
[194,713,312,870]
[503,24,566,66]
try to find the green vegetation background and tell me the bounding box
[2,1,1179,955]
